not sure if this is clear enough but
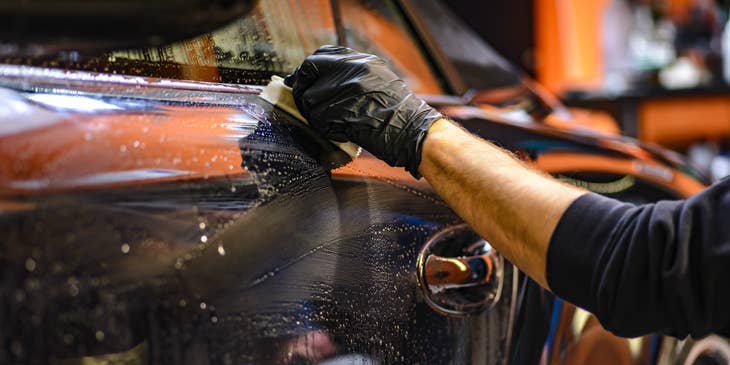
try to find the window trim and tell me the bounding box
[330,0,348,47]
[397,0,468,95]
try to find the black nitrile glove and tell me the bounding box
[284,45,443,178]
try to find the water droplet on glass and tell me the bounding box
[119,145,127,153]
[217,245,226,256]
[14,290,26,302]
[121,243,130,254]
[199,222,206,230]
[133,140,140,148]
[25,278,39,290]
[25,258,36,272]
[211,316,218,323]
[200,302,207,310]
[200,235,208,243]
[179,299,187,307]
[10,341,23,357]
[95,331,105,342]
[63,333,74,345]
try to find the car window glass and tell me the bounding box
[402,0,521,93]
[340,0,445,95]
[0,0,337,85]
[403,0,559,119]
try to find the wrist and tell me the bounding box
[417,118,463,176]
[401,114,447,179]
[422,118,459,151]
[425,117,454,137]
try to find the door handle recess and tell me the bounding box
[417,224,504,317]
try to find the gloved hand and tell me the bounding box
[284,45,443,178]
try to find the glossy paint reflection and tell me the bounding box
[0,80,516,364]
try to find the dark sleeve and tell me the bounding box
[547,178,730,338]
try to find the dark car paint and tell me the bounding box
[0,80,522,364]
[0,61,707,364]
[0,0,713,364]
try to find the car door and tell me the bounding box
[0,1,519,363]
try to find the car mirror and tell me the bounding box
[0,0,258,55]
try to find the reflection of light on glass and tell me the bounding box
[25,258,37,272]
[26,93,122,113]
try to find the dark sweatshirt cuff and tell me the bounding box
[546,193,633,311]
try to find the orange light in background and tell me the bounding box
[534,0,609,94]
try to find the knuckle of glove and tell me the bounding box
[314,45,353,55]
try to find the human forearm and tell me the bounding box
[285,47,584,289]
[287,47,730,337]
[418,119,586,288]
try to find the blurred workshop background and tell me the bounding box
[447,0,730,181]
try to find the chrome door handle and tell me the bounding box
[417,224,504,317]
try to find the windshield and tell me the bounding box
[1,0,337,85]
[0,0,443,94]
[340,0,445,94]
[111,0,337,83]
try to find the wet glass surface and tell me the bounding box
[1,0,337,85]
[340,0,444,95]
[0,81,516,364]
[0,0,450,95]
[401,0,522,93]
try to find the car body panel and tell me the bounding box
[0,64,707,200]
[0,62,706,364]
[0,66,522,364]
[0,0,714,364]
